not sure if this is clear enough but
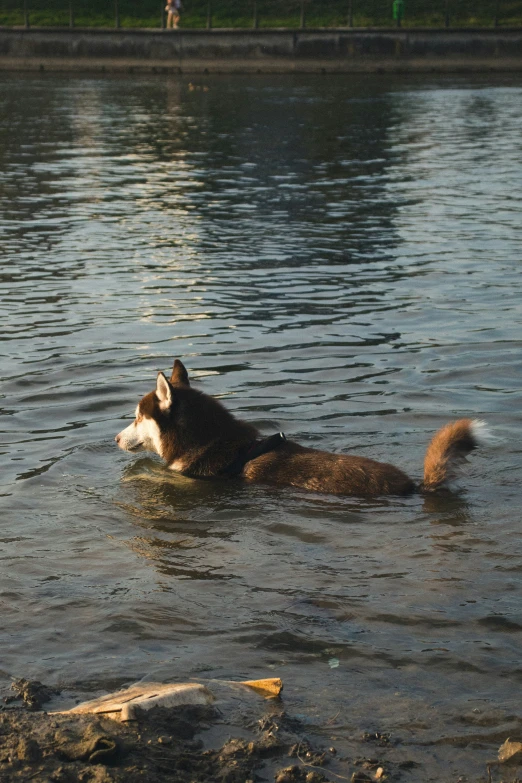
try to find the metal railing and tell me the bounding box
[2,0,520,30]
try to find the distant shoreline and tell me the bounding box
[1,27,522,73]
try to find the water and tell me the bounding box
[1,71,522,779]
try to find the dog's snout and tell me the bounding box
[115,433,121,444]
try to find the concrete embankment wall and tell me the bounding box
[1,27,522,73]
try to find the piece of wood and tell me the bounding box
[52,683,214,721]
[52,675,283,723]
[239,678,283,697]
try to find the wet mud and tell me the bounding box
[0,703,333,783]
[1,680,522,783]
[0,679,399,783]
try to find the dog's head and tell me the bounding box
[115,359,252,470]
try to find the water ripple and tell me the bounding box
[1,73,522,779]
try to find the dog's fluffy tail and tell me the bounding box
[422,418,488,492]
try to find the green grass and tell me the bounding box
[1,0,521,28]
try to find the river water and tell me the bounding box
[1,72,522,779]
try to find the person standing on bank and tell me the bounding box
[166,0,182,28]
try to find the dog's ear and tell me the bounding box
[156,372,173,410]
[170,359,190,387]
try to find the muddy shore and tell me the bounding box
[0,679,402,783]
[1,679,518,782]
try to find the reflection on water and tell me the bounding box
[1,72,522,779]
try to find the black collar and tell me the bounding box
[219,432,287,478]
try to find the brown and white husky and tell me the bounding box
[115,359,487,497]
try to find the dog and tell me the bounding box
[115,359,486,497]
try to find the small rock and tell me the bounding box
[306,773,328,783]
[11,678,58,710]
[498,737,522,763]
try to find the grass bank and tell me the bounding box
[1,0,521,28]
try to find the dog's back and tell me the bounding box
[243,440,415,496]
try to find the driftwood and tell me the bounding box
[227,678,283,698]
[53,683,214,722]
[52,677,283,722]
